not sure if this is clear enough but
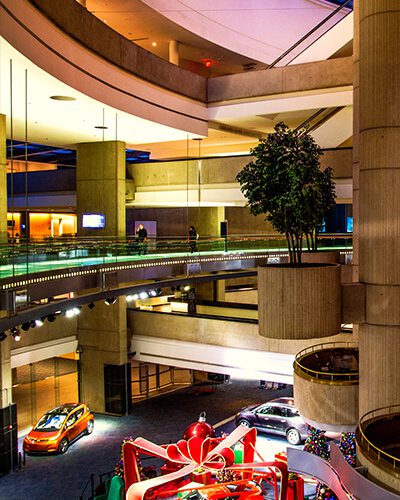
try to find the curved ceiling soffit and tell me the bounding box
[0,0,208,137]
[140,0,349,65]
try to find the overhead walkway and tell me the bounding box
[0,234,352,331]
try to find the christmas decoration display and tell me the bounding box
[303,426,337,500]
[183,411,216,440]
[339,432,356,467]
[303,426,330,461]
[123,425,289,500]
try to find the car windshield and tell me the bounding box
[34,412,67,431]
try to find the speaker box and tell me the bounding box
[104,364,132,415]
[0,403,18,474]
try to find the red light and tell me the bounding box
[205,60,211,68]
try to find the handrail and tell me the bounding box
[357,405,400,472]
[267,0,353,69]
[294,341,359,383]
[0,234,353,281]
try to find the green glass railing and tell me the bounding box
[0,233,353,280]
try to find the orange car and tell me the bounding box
[179,480,264,500]
[23,403,94,454]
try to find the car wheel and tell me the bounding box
[86,420,94,435]
[286,428,301,445]
[58,438,69,454]
[238,419,251,428]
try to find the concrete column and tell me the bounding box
[77,298,128,413]
[359,1,400,415]
[0,335,11,409]
[169,40,180,66]
[76,141,126,238]
[187,206,225,238]
[352,0,359,283]
[196,281,225,302]
[0,115,7,244]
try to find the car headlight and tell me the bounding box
[45,435,60,442]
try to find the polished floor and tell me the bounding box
[0,380,298,500]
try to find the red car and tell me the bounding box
[23,403,94,454]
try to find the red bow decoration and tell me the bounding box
[165,435,234,470]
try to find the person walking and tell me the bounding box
[188,225,198,253]
[135,224,148,255]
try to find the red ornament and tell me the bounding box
[183,412,216,440]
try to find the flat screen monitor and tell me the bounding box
[346,216,353,233]
[82,213,106,229]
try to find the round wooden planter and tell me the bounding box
[258,263,341,339]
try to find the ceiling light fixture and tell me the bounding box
[88,302,95,309]
[21,322,31,331]
[11,330,21,341]
[35,319,44,327]
[105,297,117,306]
[50,95,76,101]
[139,292,148,300]
[0,332,7,342]
[47,314,56,322]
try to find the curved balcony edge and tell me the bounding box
[29,0,206,102]
[294,341,359,384]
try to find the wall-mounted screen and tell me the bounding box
[346,216,353,233]
[82,213,106,229]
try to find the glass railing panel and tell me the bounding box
[0,234,353,280]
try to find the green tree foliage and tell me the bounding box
[236,122,336,263]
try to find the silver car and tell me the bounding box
[234,397,308,445]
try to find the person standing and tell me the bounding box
[135,224,148,255]
[188,225,198,253]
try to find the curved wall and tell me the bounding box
[0,0,207,136]
[258,264,342,339]
[294,371,358,432]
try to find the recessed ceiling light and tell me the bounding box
[152,42,157,47]
[50,95,76,101]
[95,125,108,129]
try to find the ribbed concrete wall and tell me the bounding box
[294,371,358,432]
[128,309,353,356]
[258,264,341,339]
[208,57,352,102]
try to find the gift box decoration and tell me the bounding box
[287,475,304,500]
[233,443,244,463]
[274,451,287,464]
[190,469,212,485]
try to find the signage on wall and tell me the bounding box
[82,213,106,229]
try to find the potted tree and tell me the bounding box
[236,122,341,339]
[236,122,336,264]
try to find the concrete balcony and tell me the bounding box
[357,405,400,494]
[294,342,358,432]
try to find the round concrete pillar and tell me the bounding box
[359,1,400,417]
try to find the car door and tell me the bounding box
[64,410,80,441]
[254,405,284,434]
[74,407,86,435]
